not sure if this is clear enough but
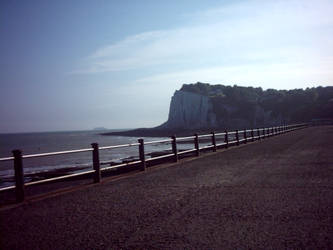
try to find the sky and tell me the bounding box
[1,0,332,133]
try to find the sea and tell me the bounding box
[0,130,195,188]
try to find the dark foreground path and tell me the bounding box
[1,126,333,249]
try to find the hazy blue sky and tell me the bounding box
[1,0,332,133]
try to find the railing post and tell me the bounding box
[225,129,229,148]
[251,129,254,142]
[236,130,239,145]
[171,135,178,162]
[257,128,261,140]
[243,129,247,144]
[138,139,146,171]
[12,149,24,202]
[211,132,217,152]
[91,143,101,183]
[194,133,200,156]
[263,128,266,138]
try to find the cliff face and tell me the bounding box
[159,90,217,129]
[159,82,333,130]
[160,89,272,129]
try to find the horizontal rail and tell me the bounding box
[0,156,14,162]
[23,148,93,159]
[199,145,214,150]
[197,134,212,139]
[146,153,175,162]
[25,170,95,187]
[101,160,142,171]
[215,132,226,136]
[99,142,140,150]
[177,136,195,141]
[0,185,15,192]
[216,142,227,147]
[178,148,197,155]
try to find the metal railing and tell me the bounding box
[0,123,308,202]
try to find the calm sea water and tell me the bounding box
[0,130,177,188]
[0,129,219,188]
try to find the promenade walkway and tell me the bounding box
[1,126,332,249]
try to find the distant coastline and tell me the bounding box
[93,127,108,131]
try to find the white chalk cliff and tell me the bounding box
[160,90,217,129]
[158,85,281,130]
[157,81,333,131]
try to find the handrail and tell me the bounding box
[23,148,93,159]
[146,153,175,161]
[177,135,195,141]
[99,142,140,150]
[178,148,197,155]
[214,132,226,136]
[25,170,95,187]
[199,145,214,150]
[0,156,14,162]
[0,123,309,202]
[197,134,213,139]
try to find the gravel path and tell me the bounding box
[1,126,332,249]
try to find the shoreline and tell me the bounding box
[101,127,222,137]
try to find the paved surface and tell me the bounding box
[1,126,332,249]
